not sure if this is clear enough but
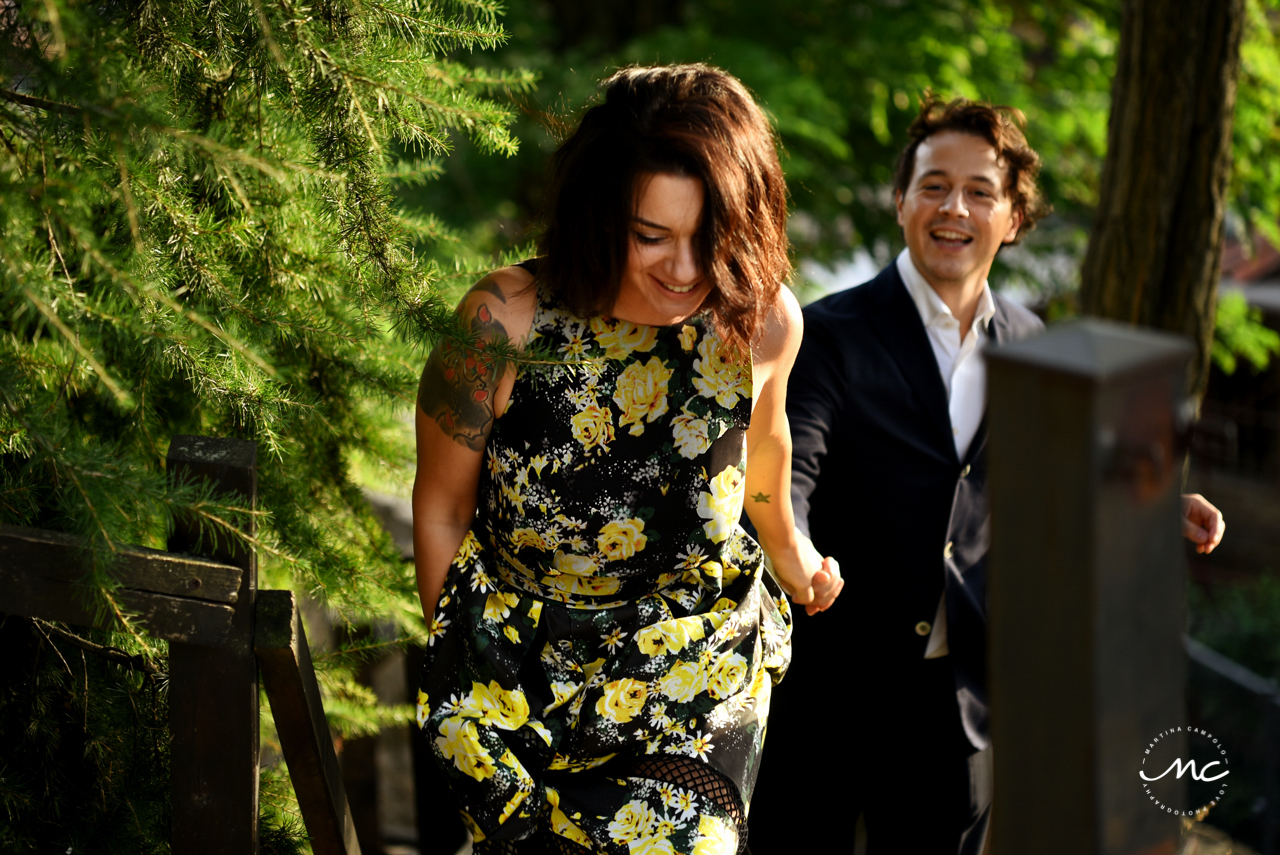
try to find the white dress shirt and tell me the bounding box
[895,249,997,659]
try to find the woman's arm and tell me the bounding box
[743,288,843,615]
[412,268,536,623]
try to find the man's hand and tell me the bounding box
[1182,493,1224,554]
[782,531,844,616]
[805,555,843,616]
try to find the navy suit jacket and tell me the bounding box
[785,261,1043,750]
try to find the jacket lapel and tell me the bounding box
[963,295,1018,465]
[866,265,955,459]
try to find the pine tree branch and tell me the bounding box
[23,289,133,405]
[0,86,79,115]
[30,618,165,676]
[55,220,280,378]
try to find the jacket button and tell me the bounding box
[960,465,971,478]
[915,621,932,636]
[944,541,954,559]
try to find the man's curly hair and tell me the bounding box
[893,94,1052,244]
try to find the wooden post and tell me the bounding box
[167,435,259,853]
[256,589,362,855]
[987,321,1192,854]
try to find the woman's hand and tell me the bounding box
[771,529,844,616]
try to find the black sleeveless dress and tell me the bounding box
[417,286,792,854]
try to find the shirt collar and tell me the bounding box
[895,248,996,334]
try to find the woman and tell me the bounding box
[413,64,842,854]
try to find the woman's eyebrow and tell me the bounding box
[632,217,672,231]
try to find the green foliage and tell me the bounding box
[402,0,1118,298]
[1,0,530,843]
[0,617,169,852]
[1231,0,1280,248]
[1190,574,1280,682]
[0,0,533,604]
[258,766,310,855]
[410,0,1280,307]
[1211,291,1280,374]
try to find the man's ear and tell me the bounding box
[1003,207,1024,244]
[895,191,905,227]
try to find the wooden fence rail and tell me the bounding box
[0,435,360,855]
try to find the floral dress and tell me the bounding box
[417,289,793,854]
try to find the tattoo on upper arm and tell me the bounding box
[418,281,511,451]
[472,277,509,303]
[751,492,770,503]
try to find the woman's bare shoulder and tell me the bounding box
[752,286,804,373]
[457,265,539,345]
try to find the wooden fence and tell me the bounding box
[0,435,361,855]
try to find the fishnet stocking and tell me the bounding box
[625,755,745,832]
[626,755,747,854]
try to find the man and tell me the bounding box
[747,98,1224,853]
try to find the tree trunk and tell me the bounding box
[1079,0,1245,398]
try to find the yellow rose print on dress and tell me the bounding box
[508,527,549,552]
[548,752,618,771]
[597,518,647,562]
[608,800,658,846]
[543,571,621,598]
[436,716,497,781]
[658,658,707,703]
[461,680,531,731]
[596,677,649,723]
[571,400,615,453]
[707,651,748,700]
[697,466,746,544]
[691,814,737,855]
[613,356,673,435]
[671,407,711,459]
[679,324,698,351]
[747,658,772,717]
[495,750,536,825]
[459,810,486,843]
[454,529,481,565]
[545,680,580,714]
[483,591,521,623]
[636,617,707,656]
[591,317,658,360]
[547,787,594,849]
[692,333,750,409]
[415,689,430,728]
[634,835,678,855]
[551,549,600,577]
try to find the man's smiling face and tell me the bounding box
[895,129,1023,292]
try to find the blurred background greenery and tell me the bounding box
[405,0,1280,313]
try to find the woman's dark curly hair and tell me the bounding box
[537,64,790,356]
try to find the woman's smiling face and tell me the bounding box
[610,172,711,327]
